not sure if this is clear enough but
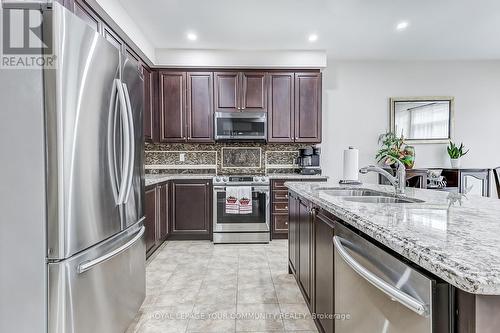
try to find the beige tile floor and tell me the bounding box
[126,240,318,333]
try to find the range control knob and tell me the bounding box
[215,177,221,183]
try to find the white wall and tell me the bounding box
[155,49,327,68]
[95,0,156,62]
[321,60,500,194]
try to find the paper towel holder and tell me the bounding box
[340,146,362,185]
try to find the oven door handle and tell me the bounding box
[213,186,269,192]
[333,236,429,317]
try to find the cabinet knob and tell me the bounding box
[285,222,288,225]
[285,194,289,199]
[285,206,288,210]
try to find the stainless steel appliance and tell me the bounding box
[296,146,321,175]
[333,222,451,333]
[0,2,145,333]
[214,111,267,141]
[213,176,270,243]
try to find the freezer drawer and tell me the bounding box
[48,223,146,333]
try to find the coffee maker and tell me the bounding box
[296,146,321,175]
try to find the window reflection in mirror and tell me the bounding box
[390,97,454,143]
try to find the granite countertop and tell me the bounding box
[145,173,328,186]
[145,174,216,186]
[285,180,500,295]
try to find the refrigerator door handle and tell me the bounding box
[121,82,135,204]
[116,80,131,205]
[77,225,145,274]
[107,79,121,204]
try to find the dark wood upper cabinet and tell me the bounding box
[186,72,214,143]
[170,180,212,240]
[142,66,155,142]
[214,72,240,112]
[73,0,101,32]
[215,71,267,113]
[144,186,157,253]
[159,71,187,142]
[125,46,141,64]
[268,72,294,142]
[241,72,267,112]
[102,24,124,51]
[295,72,322,143]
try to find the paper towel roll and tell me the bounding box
[343,147,359,181]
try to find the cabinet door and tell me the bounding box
[170,180,212,240]
[158,183,169,241]
[144,186,157,253]
[159,71,187,142]
[314,211,335,333]
[73,0,101,32]
[241,72,267,112]
[298,199,312,304]
[288,193,299,274]
[102,24,123,51]
[142,66,155,142]
[268,73,294,143]
[295,72,322,143]
[214,72,240,112]
[186,72,214,143]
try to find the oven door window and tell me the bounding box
[217,191,266,223]
[216,117,265,137]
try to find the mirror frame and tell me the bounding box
[389,96,455,144]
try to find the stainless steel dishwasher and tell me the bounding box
[333,222,452,333]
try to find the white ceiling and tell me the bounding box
[118,0,500,60]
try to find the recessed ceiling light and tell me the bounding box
[308,34,318,42]
[396,21,409,31]
[187,32,197,41]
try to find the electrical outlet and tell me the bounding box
[179,153,185,162]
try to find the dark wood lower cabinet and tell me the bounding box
[169,180,212,240]
[144,185,158,254]
[314,210,335,333]
[158,182,169,241]
[289,191,335,333]
[288,193,299,274]
[298,198,312,305]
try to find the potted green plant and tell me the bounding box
[375,132,415,169]
[447,141,468,168]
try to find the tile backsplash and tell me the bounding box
[145,142,314,175]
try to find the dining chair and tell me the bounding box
[493,167,500,199]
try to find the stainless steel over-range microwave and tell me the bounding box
[214,111,267,141]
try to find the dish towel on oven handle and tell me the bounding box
[225,186,240,214]
[238,186,253,215]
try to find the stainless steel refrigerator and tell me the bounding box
[0,2,145,333]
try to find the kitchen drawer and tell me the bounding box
[272,179,287,190]
[272,190,289,202]
[273,214,289,233]
[273,202,289,213]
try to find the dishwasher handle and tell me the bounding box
[333,235,429,317]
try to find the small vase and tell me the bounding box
[450,158,461,168]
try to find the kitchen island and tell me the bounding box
[285,180,500,333]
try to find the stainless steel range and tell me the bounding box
[213,176,270,243]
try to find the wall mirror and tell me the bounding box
[390,97,454,144]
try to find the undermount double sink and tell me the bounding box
[316,187,424,204]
